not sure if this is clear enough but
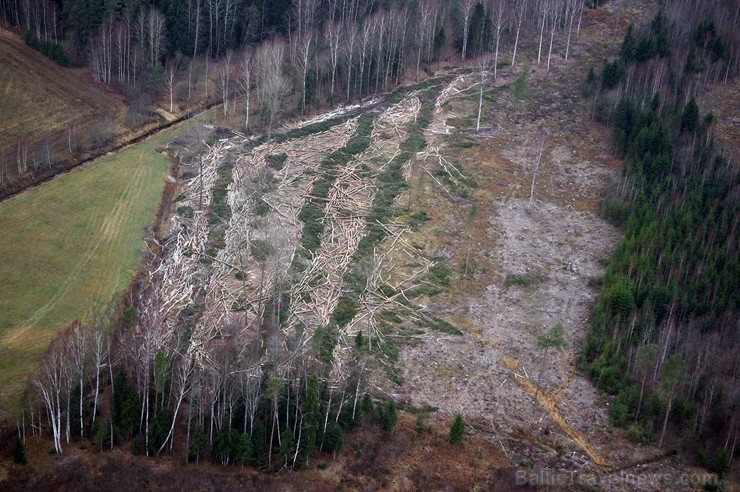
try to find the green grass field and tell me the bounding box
[0,135,171,417]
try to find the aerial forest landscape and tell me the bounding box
[0,0,737,490]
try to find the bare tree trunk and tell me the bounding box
[461,0,475,61]
[537,0,548,64]
[512,0,525,66]
[167,64,175,113]
[534,346,549,400]
[492,0,506,80]
[476,63,487,133]
[528,143,544,210]
[546,2,559,71]
[345,22,357,100]
[157,357,192,455]
[326,21,342,100]
[658,393,673,449]
[565,0,578,60]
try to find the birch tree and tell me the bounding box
[218,50,233,116]
[511,0,527,66]
[491,0,508,79]
[536,0,549,65]
[256,39,289,142]
[358,18,373,95]
[325,20,342,101]
[372,12,387,93]
[90,323,108,427]
[415,0,438,81]
[156,355,194,455]
[545,0,560,71]
[476,54,493,132]
[293,30,314,114]
[167,63,176,113]
[564,0,579,60]
[237,48,254,131]
[460,0,477,61]
[31,337,67,454]
[343,21,359,100]
[66,321,88,438]
[148,7,167,68]
[191,0,202,59]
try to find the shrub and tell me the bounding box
[626,425,650,444]
[266,153,288,170]
[176,205,194,218]
[504,272,541,288]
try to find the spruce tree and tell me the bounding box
[449,414,465,444]
[234,433,252,466]
[189,425,206,464]
[12,437,27,464]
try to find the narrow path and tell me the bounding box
[500,355,608,468]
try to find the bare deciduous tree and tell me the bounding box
[218,50,233,116]
[325,20,342,101]
[256,39,290,142]
[167,63,176,113]
[545,0,560,71]
[491,0,508,80]
[343,21,359,100]
[148,7,167,68]
[292,30,314,114]
[415,1,438,81]
[237,48,254,131]
[66,321,88,438]
[460,0,477,61]
[31,337,67,454]
[476,54,493,133]
[90,320,109,427]
[564,0,580,61]
[511,0,528,66]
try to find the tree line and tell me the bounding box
[580,1,738,479]
[2,0,595,193]
[22,282,400,469]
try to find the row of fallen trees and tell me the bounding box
[23,76,471,468]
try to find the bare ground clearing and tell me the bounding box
[390,1,707,488]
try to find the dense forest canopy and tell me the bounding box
[581,2,739,472]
